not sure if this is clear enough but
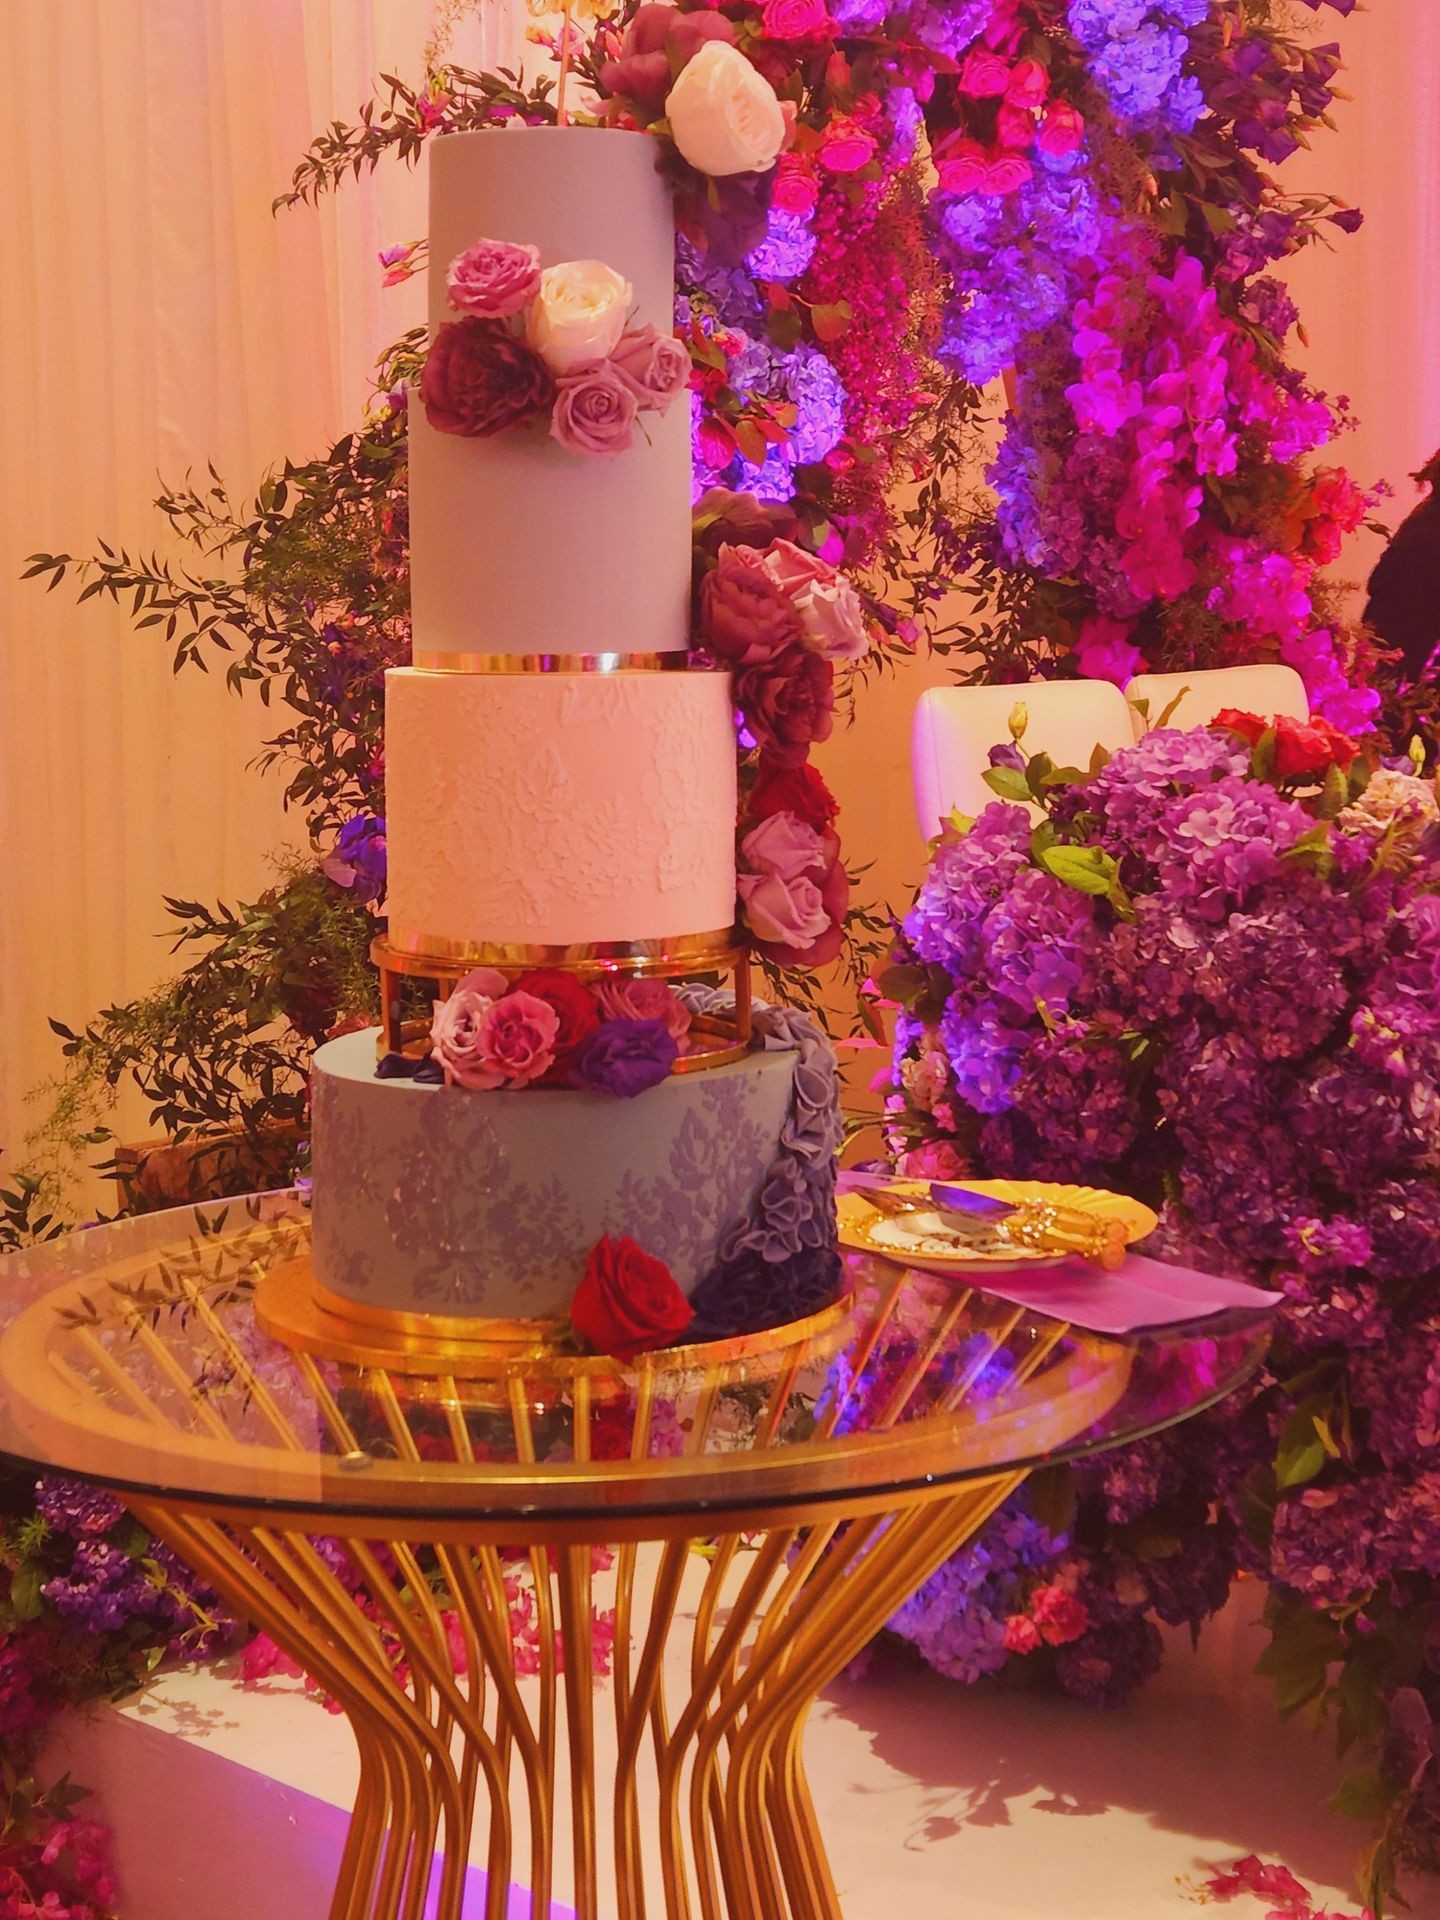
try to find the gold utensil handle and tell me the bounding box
[1007,1204,1129,1269]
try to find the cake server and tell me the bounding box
[928,1182,1129,1269]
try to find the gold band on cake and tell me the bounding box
[409,648,700,674]
[376,927,741,970]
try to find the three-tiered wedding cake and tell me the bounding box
[307,127,841,1332]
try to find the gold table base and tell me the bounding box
[132,1471,1027,1920]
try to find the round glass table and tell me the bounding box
[0,1193,1269,1920]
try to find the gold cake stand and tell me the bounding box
[0,1194,1271,1920]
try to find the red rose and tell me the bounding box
[1274,715,1360,777]
[749,758,840,832]
[420,318,554,438]
[571,1235,694,1360]
[1036,101,1085,157]
[735,643,835,767]
[933,134,989,195]
[1213,709,1269,745]
[511,968,602,1078]
[996,101,1037,151]
[818,117,877,173]
[1004,56,1049,110]
[957,49,1010,97]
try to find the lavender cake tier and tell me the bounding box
[309,997,841,1323]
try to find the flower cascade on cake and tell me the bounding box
[421,235,689,456]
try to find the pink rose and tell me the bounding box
[1003,1615,1044,1655]
[957,49,1011,96]
[594,976,693,1043]
[475,990,560,1089]
[934,135,989,195]
[771,155,820,214]
[1036,101,1085,157]
[740,810,830,880]
[430,985,502,1089]
[996,101,1037,151]
[446,238,542,319]
[551,362,639,457]
[1074,613,1144,687]
[979,150,1033,195]
[758,537,832,597]
[738,868,831,949]
[1004,57,1049,109]
[818,117,877,173]
[610,324,691,411]
[761,0,831,38]
[1031,1584,1091,1647]
[793,573,871,663]
[456,965,509,999]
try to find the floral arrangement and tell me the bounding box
[405,965,690,1096]
[421,237,688,455]
[880,716,1440,1907]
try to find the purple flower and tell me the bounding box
[322,814,387,901]
[571,1018,678,1098]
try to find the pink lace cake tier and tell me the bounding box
[384,665,739,955]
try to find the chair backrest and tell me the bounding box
[911,680,1135,838]
[1123,664,1310,739]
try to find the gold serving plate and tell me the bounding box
[838,1178,1159,1272]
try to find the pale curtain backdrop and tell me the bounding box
[1,0,1437,1166]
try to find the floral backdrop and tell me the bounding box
[4,0,1430,1913]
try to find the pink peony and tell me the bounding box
[734,641,835,765]
[551,361,639,456]
[1037,100,1085,157]
[610,324,691,410]
[420,318,554,437]
[818,117,877,173]
[595,976,693,1042]
[700,544,804,665]
[446,238,542,319]
[431,984,502,1088]
[761,0,831,38]
[474,990,561,1088]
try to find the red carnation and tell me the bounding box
[420,317,554,438]
[749,759,840,833]
[511,967,601,1078]
[735,643,835,767]
[571,1235,694,1361]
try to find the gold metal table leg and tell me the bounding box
[130,1474,1031,1920]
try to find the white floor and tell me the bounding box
[47,1578,1395,1919]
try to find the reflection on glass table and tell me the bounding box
[0,1194,1271,1920]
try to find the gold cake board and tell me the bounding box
[255,1252,856,1382]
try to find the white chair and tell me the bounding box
[911,679,1135,838]
[1123,664,1309,739]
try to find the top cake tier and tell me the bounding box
[409,127,692,664]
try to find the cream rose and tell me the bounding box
[665,41,787,179]
[525,260,633,375]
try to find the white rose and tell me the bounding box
[794,574,872,663]
[525,260,633,375]
[666,41,787,179]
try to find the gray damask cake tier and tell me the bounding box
[310,997,841,1323]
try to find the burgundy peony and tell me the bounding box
[699,544,802,665]
[748,758,840,832]
[445,238,542,319]
[570,1234,694,1360]
[734,642,835,767]
[692,488,803,559]
[610,325,691,410]
[600,4,735,112]
[572,1018,679,1098]
[420,317,554,438]
[551,361,639,457]
[511,967,601,1077]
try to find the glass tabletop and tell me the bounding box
[0,1193,1270,1531]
